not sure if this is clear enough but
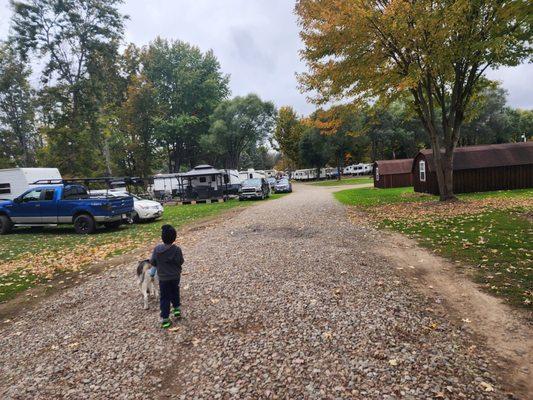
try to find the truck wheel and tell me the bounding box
[131,211,140,223]
[104,221,122,230]
[0,215,13,235]
[74,214,96,234]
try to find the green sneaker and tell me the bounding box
[172,307,181,318]
[161,319,172,329]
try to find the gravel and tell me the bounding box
[0,184,509,399]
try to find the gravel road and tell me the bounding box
[0,184,510,399]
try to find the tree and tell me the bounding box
[10,0,126,176]
[0,42,37,167]
[299,127,330,176]
[273,106,305,169]
[296,0,531,200]
[143,38,230,172]
[365,102,426,160]
[206,94,276,170]
[110,75,158,177]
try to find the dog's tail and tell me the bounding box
[136,259,150,282]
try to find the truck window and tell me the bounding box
[22,189,42,202]
[42,189,55,201]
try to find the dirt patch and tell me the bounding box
[375,230,533,398]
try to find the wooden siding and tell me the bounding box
[413,153,533,195]
[374,172,413,188]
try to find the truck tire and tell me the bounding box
[104,221,122,230]
[0,215,13,235]
[73,214,96,234]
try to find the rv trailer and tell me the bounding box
[0,168,62,200]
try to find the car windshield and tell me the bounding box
[243,179,261,186]
[277,179,289,184]
[267,178,276,182]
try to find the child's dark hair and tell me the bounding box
[161,224,177,244]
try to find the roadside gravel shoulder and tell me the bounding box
[0,184,514,399]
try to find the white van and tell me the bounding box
[0,168,62,200]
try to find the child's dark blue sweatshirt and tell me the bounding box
[150,244,184,281]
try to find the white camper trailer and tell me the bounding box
[238,169,266,181]
[293,168,317,181]
[0,168,62,200]
[151,173,182,199]
[222,169,242,194]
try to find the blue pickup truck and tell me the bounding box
[0,184,134,235]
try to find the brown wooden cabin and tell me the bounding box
[373,159,414,188]
[413,142,533,195]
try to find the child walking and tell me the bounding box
[150,224,184,329]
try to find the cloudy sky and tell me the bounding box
[0,0,531,115]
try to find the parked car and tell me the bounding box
[0,184,134,235]
[266,177,277,191]
[274,178,292,193]
[91,189,163,222]
[239,178,270,200]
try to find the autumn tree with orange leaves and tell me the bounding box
[296,0,531,200]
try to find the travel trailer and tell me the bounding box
[293,169,317,181]
[344,163,372,176]
[151,173,183,199]
[238,169,266,181]
[222,169,242,195]
[0,168,62,200]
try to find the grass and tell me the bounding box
[311,177,373,187]
[0,193,288,302]
[335,186,533,308]
[334,186,432,207]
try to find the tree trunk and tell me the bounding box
[432,147,457,201]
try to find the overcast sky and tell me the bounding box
[0,0,531,115]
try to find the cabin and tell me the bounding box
[413,142,533,195]
[373,159,414,188]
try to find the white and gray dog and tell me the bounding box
[136,259,159,309]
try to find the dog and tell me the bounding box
[136,259,159,309]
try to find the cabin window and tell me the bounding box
[419,161,426,182]
[199,177,207,183]
[0,183,10,195]
[375,167,379,181]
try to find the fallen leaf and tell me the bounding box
[479,382,494,392]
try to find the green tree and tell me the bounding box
[10,0,126,176]
[297,0,532,200]
[299,127,330,176]
[273,106,305,169]
[0,42,37,167]
[143,38,230,172]
[206,94,276,170]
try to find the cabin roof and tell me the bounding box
[417,142,533,171]
[374,159,413,175]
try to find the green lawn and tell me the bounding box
[312,177,373,187]
[0,194,288,302]
[335,186,533,308]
